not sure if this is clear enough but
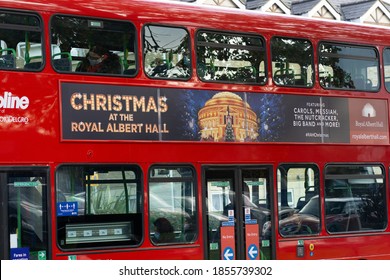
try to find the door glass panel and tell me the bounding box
[207,177,233,260]
[204,167,272,260]
[7,170,48,260]
[243,169,272,260]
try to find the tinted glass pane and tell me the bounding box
[0,11,42,71]
[319,43,379,91]
[196,31,266,84]
[149,166,197,245]
[384,48,390,92]
[7,172,48,259]
[51,15,136,75]
[325,165,386,233]
[150,167,193,178]
[56,165,142,249]
[277,165,320,236]
[144,25,190,79]
[271,37,314,87]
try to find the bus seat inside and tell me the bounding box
[0,47,16,69]
[24,61,42,70]
[123,68,136,75]
[353,78,365,90]
[52,52,72,71]
[53,58,71,71]
[17,42,61,62]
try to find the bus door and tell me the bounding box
[203,166,273,260]
[0,168,49,260]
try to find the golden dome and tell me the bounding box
[213,91,243,101]
[198,91,259,142]
[205,91,251,109]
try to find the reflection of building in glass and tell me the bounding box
[198,91,259,142]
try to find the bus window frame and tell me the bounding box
[0,166,50,260]
[55,164,143,251]
[142,23,192,81]
[324,163,387,234]
[384,47,390,93]
[148,164,198,246]
[270,36,315,88]
[49,14,138,77]
[277,163,321,238]
[0,9,44,72]
[195,28,267,86]
[318,41,380,92]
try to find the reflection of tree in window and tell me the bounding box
[144,25,190,79]
[324,165,386,232]
[271,37,313,87]
[196,31,266,84]
[319,44,379,90]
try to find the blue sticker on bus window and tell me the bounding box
[10,247,30,260]
[57,202,78,216]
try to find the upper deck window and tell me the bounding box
[0,11,43,71]
[384,48,390,93]
[271,37,314,87]
[50,15,136,76]
[143,25,191,80]
[319,43,379,92]
[196,30,266,85]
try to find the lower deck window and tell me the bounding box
[277,164,320,236]
[149,166,197,245]
[56,165,142,250]
[325,164,386,233]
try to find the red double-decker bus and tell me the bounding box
[1,0,390,260]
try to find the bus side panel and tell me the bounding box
[277,235,390,260]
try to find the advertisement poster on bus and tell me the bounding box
[60,83,389,145]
